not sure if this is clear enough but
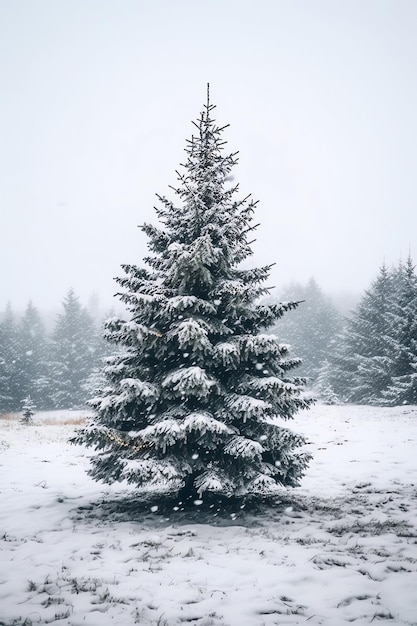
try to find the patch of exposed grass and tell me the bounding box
[0,413,87,426]
[40,417,86,426]
[329,518,413,537]
[0,412,19,421]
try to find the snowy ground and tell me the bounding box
[1,405,417,626]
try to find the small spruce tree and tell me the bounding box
[323,264,395,404]
[48,289,98,409]
[73,88,313,503]
[20,396,35,425]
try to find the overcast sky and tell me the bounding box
[1,0,416,313]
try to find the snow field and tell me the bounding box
[0,405,416,625]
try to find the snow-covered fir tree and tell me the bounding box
[313,359,340,404]
[382,256,417,405]
[0,304,21,412]
[15,301,48,409]
[319,262,417,405]
[48,289,98,409]
[20,396,35,425]
[73,89,313,503]
[269,278,342,385]
[324,264,395,404]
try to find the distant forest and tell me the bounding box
[0,289,108,412]
[1,257,417,413]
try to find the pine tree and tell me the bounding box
[82,314,113,401]
[20,396,35,425]
[0,304,21,412]
[15,302,48,408]
[313,359,340,404]
[324,264,396,404]
[48,289,97,409]
[382,257,417,405]
[73,89,313,504]
[270,278,342,385]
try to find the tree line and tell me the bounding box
[2,258,416,415]
[317,257,417,406]
[0,289,106,413]
[269,277,343,385]
[268,257,417,407]
[2,257,416,415]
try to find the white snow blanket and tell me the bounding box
[0,405,416,625]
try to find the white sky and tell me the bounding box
[1,0,416,311]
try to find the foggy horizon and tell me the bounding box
[1,1,416,313]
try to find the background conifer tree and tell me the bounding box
[269,278,342,385]
[74,89,313,503]
[347,264,395,404]
[321,264,398,405]
[16,301,48,408]
[0,304,21,412]
[382,256,417,405]
[313,359,340,404]
[48,289,97,409]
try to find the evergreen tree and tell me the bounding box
[313,359,340,404]
[382,257,417,405]
[48,289,97,409]
[82,314,114,401]
[73,89,313,503]
[323,264,396,404]
[20,396,35,425]
[0,304,21,412]
[270,278,342,385]
[15,301,48,408]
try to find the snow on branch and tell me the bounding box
[225,393,271,422]
[255,302,301,327]
[119,378,159,401]
[246,473,284,495]
[239,375,297,395]
[168,318,212,354]
[194,469,233,497]
[165,295,216,316]
[121,458,182,487]
[214,279,251,300]
[139,419,186,453]
[213,341,240,368]
[162,367,218,398]
[183,411,235,436]
[224,436,264,460]
[239,334,281,359]
[103,319,149,347]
